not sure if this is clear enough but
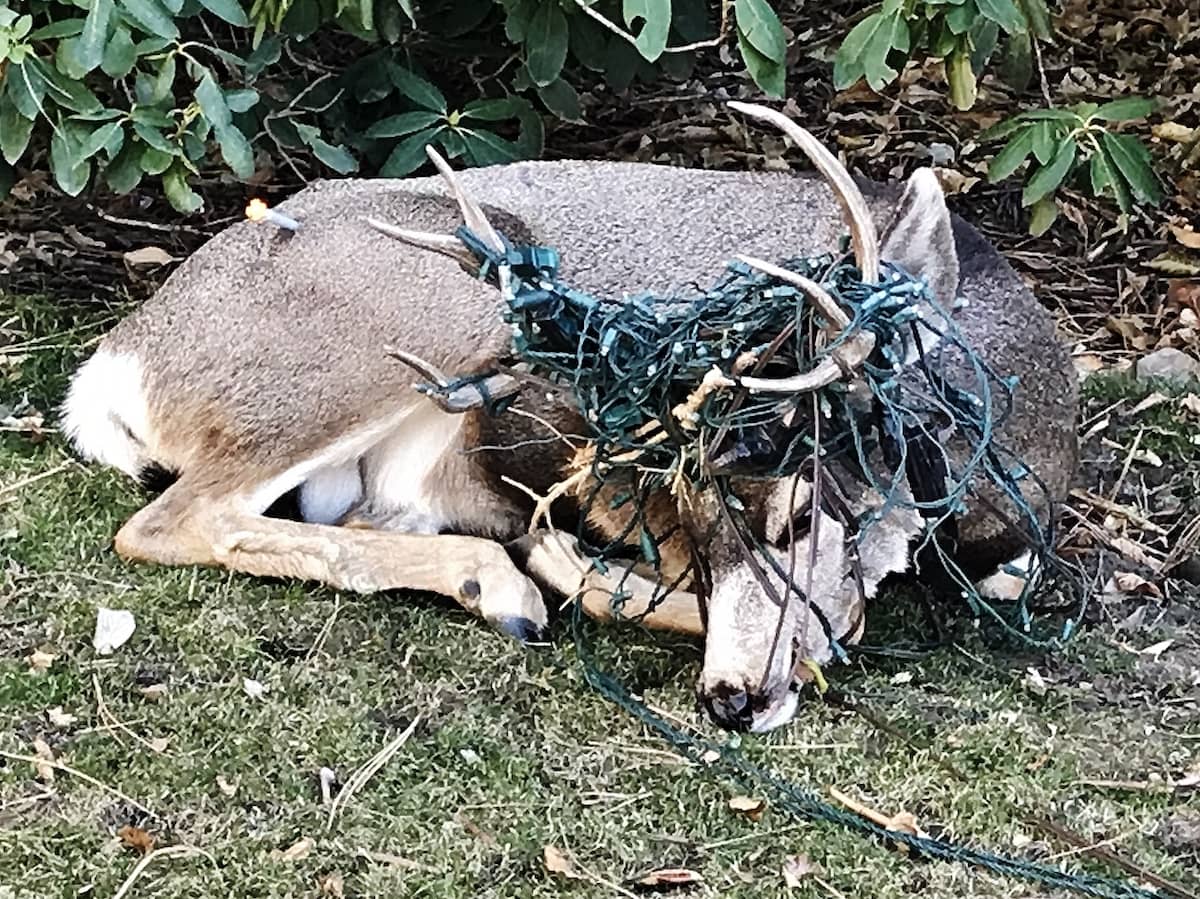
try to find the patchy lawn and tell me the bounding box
[1,292,1197,899]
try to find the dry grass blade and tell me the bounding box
[326,711,426,829]
[110,845,215,899]
[92,674,168,754]
[0,749,155,817]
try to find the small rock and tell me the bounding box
[1135,348,1200,382]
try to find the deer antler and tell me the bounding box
[365,145,505,269]
[716,102,882,395]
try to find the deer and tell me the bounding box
[63,102,1078,733]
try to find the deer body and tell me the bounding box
[65,115,1078,732]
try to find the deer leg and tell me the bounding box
[513,530,704,636]
[114,480,548,642]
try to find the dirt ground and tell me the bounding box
[2,1,1198,896]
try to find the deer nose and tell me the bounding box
[701,685,754,731]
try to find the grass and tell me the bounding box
[1,293,1197,899]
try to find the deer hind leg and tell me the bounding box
[513,530,704,636]
[114,479,548,642]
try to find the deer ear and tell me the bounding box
[880,168,959,308]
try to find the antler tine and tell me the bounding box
[728,101,880,282]
[735,331,877,395]
[736,255,850,329]
[424,146,505,254]
[365,218,481,270]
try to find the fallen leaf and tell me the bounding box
[1024,667,1048,695]
[216,775,239,797]
[273,836,314,861]
[543,845,579,879]
[319,872,345,898]
[1111,571,1162,597]
[148,737,170,753]
[26,649,57,672]
[728,795,767,820]
[1181,394,1200,415]
[1139,639,1173,658]
[1131,391,1170,415]
[1171,226,1200,250]
[1153,122,1197,143]
[31,738,55,782]
[46,707,77,728]
[781,854,818,887]
[242,678,267,700]
[117,825,156,855]
[93,608,136,655]
[890,670,914,685]
[139,683,168,701]
[632,868,704,890]
[123,247,176,267]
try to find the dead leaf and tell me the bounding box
[242,678,267,700]
[1024,667,1049,695]
[117,825,156,855]
[1131,391,1170,415]
[890,670,914,685]
[1154,122,1198,143]
[1073,353,1106,376]
[728,794,767,820]
[781,854,818,887]
[26,649,57,672]
[216,775,238,797]
[632,868,704,890]
[139,683,168,701]
[1111,571,1162,597]
[31,738,55,782]
[319,872,345,898]
[543,845,579,879]
[123,247,176,267]
[1171,226,1200,250]
[93,608,136,655]
[273,836,314,861]
[46,707,77,728]
[1139,639,1173,659]
[1183,394,1200,415]
[148,737,170,753]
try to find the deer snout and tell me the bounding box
[699,682,754,731]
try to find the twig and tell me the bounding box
[570,0,732,55]
[0,461,75,498]
[110,845,215,899]
[92,674,168,754]
[1068,488,1167,535]
[304,596,342,663]
[0,749,155,816]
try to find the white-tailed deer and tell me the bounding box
[64,103,1078,733]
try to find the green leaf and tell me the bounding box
[34,58,103,113]
[1091,139,1130,212]
[946,45,976,110]
[458,127,521,166]
[623,0,671,63]
[50,126,92,196]
[28,19,86,39]
[537,78,583,122]
[1031,120,1057,164]
[379,125,445,176]
[977,0,1025,33]
[225,89,259,113]
[514,101,544,158]
[5,62,46,120]
[1022,136,1076,205]
[293,122,359,174]
[140,145,174,174]
[1016,107,1081,122]
[1028,196,1058,235]
[0,104,34,164]
[76,121,123,162]
[365,110,444,138]
[945,0,977,34]
[1092,97,1155,122]
[101,25,138,77]
[117,0,181,38]
[863,13,908,90]
[833,12,881,88]
[389,65,447,113]
[214,123,255,178]
[1100,131,1163,205]
[77,0,114,74]
[735,0,787,63]
[525,2,569,87]
[988,125,1037,181]
[1088,149,1109,195]
[133,121,177,153]
[997,30,1032,91]
[980,115,1029,142]
[569,13,609,72]
[462,98,524,121]
[195,72,232,130]
[197,0,250,26]
[162,161,203,212]
[1015,0,1052,40]
[738,26,785,97]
